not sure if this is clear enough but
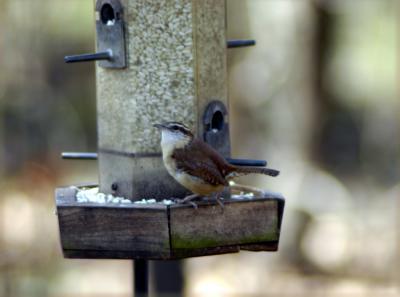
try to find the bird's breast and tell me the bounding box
[162,154,221,195]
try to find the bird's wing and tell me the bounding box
[172,139,229,186]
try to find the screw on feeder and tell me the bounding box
[111,182,118,191]
[227,39,256,48]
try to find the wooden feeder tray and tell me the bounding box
[55,186,285,260]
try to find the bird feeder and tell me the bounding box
[57,0,285,261]
[94,0,237,200]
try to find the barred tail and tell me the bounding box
[227,167,280,178]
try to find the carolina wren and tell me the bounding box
[154,122,279,205]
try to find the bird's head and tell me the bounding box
[154,122,194,149]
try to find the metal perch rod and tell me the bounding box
[61,152,267,167]
[64,40,255,64]
[64,50,112,63]
[227,39,256,48]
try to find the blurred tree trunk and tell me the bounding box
[227,1,315,186]
[311,2,361,177]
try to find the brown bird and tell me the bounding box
[154,122,279,206]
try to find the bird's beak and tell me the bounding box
[153,123,166,130]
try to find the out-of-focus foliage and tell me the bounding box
[0,1,123,297]
[188,0,399,296]
[0,0,398,296]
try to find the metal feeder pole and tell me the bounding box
[134,260,149,297]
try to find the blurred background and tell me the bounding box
[0,0,398,296]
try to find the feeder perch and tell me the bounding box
[57,0,285,262]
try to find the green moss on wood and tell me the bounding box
[171,226,279,249]
[171,233,278,249]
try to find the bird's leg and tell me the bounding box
[175,193,201,209]
[181,193,200,203]
[213,192,224,210]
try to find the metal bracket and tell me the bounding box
[203,101,231,157]
[95,0,126,68]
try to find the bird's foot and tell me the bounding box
[213,193,224,211]
[175,193,200,209]
[173,193,224,211]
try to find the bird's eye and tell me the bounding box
[172,126,179,130]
